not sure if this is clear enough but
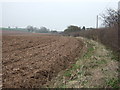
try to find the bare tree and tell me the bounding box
[100,8,120,27]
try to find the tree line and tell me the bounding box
[26,26,58,33]
[2,26,58,34]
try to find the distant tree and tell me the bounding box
[100,8,120,27]
[64,25,81,33]
[33,27,39,33]
[8,26,10,29]
[26,26,50,33]
[51,30,58,33]
[26,25,34,32]
[82,26,85,30]
[39,26,50,33]
[15,27,18,29]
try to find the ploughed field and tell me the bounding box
[2,32,84,88]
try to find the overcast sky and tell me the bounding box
[0,0,119,31]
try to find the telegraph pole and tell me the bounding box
[96,15,98,28]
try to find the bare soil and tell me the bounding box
[2,32,84,88]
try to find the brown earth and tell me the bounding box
[2,31,84,88]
